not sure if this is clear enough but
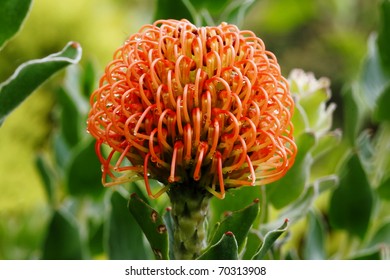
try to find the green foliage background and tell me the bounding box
[1,0,389,260]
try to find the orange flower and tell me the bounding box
[87,19,297,199]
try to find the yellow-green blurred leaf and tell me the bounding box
[369,220,390,248]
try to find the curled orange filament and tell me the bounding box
[87,19,297,199]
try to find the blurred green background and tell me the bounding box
[0,0,382,259]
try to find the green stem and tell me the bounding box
[168,184,211,260]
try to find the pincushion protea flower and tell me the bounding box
[87,19,296,200]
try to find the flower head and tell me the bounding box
[87,19,297,199]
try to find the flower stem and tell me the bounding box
[168,183,211,260]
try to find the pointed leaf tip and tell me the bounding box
[197,231,238,260]
[209,200,259,252]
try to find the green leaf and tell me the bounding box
[0,0,32,50]
[377,0,390,73]
[377,176,390,200]
[209,184,261,229]
[342,86,365,145]
[81,60,97,98]
[219,0,256,26]
[314,175,339,193]
[35,153,57,206]
[368,123,390,196]
[53,133,72,169]
[369,220,390,248]
[57,87,81,147]
[153,0,255,27]
[42,209,83,259]
[190,0,230,13]
[66,139,104,198]
[262,186,315,234]
[162,208,175,260]
[267,132,315,209]
[303,210,326,260]
[0,41,82,126]
[310,139,347,181]
[57,65,90,147]
[252,219,289,260]
[128,193,169,260]
[208,199,259,252]
[311,130,342,160]
[62,64,89,115]
[197,232,238,260]
[154,0,194,23]
[255,0,315,34]
[242,231,262,260]
[298,77,333,134]
[106,191,150,260]
[359,34,389,111]
[88,221,104,257]
[374,83,390,122]
[291,102,309,137]
[329,154,374,239]
[351,247,383,260]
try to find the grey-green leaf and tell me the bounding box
[0,41,82,126]
[197,232,238,260]
[359,34,389,111]
[128,193,169,260]
[303,210,326,260]
[263,186,315,234]
[252,219,289,260]
[0,0,32,50]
